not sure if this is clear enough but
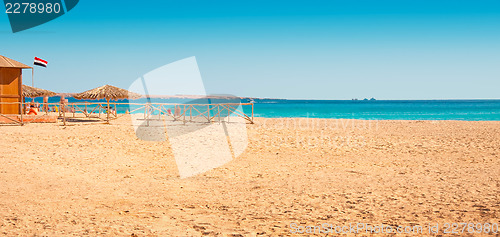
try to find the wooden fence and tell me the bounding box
[0,101,254,126]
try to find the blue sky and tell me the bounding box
[1,0,499,99]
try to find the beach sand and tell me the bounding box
[0,116,499,236]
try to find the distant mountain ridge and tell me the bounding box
[55,93,281,101]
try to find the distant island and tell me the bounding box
[352,98,376,101]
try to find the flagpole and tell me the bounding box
[31,67,34,87]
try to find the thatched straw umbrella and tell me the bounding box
[73,85,141,121]
[22,85,56,112]
[22,85,56,98]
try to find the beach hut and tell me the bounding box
[73,84,141,122]
[0,55,32,114]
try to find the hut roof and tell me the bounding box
[0,55,32,69]
[73,84,141,101]
[22,85,56,97]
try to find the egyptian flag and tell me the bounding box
[34,57,48,67]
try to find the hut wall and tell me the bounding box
[0,68,22,114]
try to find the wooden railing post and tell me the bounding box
[146,103,150,127]
[207,104,210,122]
[19,101,24,126]
[251,102,254,124]
[218,105,221,123]
[61,101,66,126]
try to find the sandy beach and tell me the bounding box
[0,116,499,236]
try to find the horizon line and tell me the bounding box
[48,93,500,101]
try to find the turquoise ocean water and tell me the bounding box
[36,97,500,121]
[249,99,500,121]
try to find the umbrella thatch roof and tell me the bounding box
[22,85,56,97]
[73,84,141,101]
